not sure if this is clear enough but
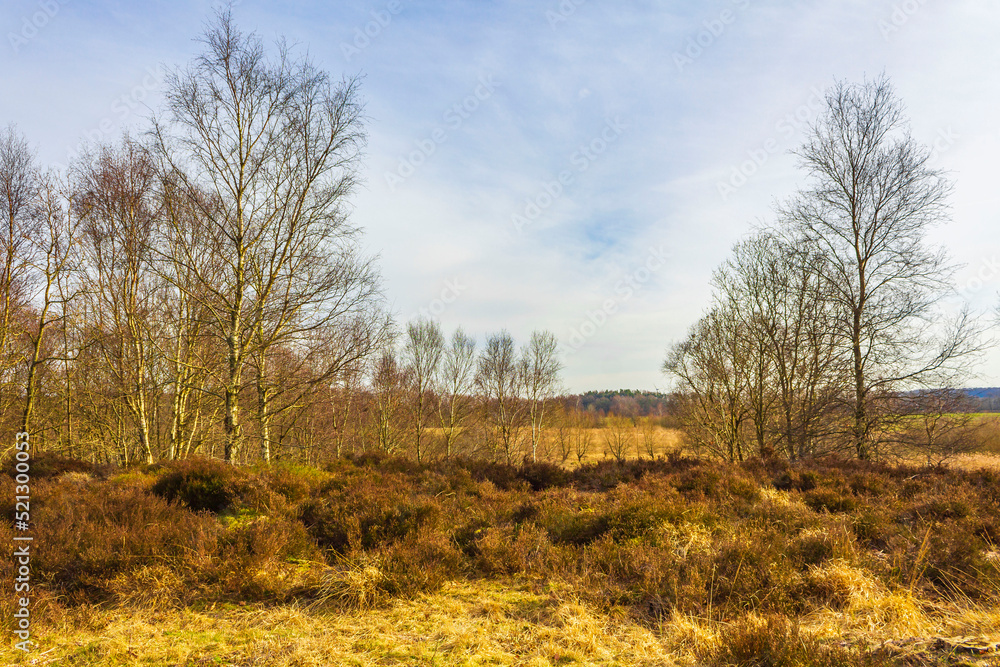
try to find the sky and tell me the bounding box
[2,0,999,393]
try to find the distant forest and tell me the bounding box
[963,388,1000,412]
[571,390,675,417]
[576,388,1000,417]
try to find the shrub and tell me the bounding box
[2,451,102,480]
[709,528,799,613]
[544,510,610,546]
[517,460,570,491]
[23,479,218,604]
[299,471,440,554]
[473,524,554,576]
[803,488,857,514]
[150,457,248,513]
[263,462,330,503]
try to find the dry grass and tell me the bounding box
[0,581,675,666]
[4,578,999,666]
[566,426,685,467]
[950,452,1000,470]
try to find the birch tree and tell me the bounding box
[437,327,476,458]
[402,318,444,462]
[75,138,161,464]
[153,12,370,462]
[522,330,561,461]
[782,76,980,459]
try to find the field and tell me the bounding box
[3,450,1000,665]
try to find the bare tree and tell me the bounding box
[894,388,982,465]
[638,416,658,458]
[437,327,476,458]
[551,402,573,464]
[327,359,363,458]
[522,330,561,462]
[714,232,844,459]
[402,318,444,462]
[572,407,596,464]
[157,180,220,460]
[21,172,79,436]
[370,347,407,455]
[153,12,370,462]
[0,126,38,433]
[476,330,527,463]
[603,414,635,463]
[664,305,753,461]
[782,76,980,459]
[75,138,161,464]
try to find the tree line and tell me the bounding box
[0,14,573,467]
[4,18,991,468]
[663,76,987,464]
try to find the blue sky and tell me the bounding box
[3,0,999,392]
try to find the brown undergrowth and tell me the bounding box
[2,451,999,665]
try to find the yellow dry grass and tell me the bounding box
[563,427,685,468]
[950,452,1000,470]
[6,574,999,666]
[2,581,675,666]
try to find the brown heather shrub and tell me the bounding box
[773,469,820,492]
[1,451,104,480]
[709,528,800,613]
[542,507,610,546]
[261,461,331,503]
[150,456,280,515]
[803,487,859,513]
[581,535,707,613]
[472,524,555,576]
[6,449,1000,631]
[382,527,466,591]
[299,469,442,555]
[208,516,322,599]
[26,478,218,604]
[308,530,462,610]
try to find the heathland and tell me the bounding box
[3,433,1000,666]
